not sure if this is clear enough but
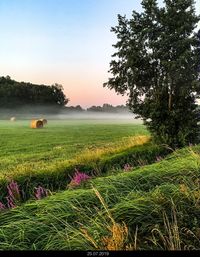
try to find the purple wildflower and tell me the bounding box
[68,169,91,188]
[7,180,20,202]
[35,186,48,200]
[0,202,6,210]
[6,196,16,209]
[123,163,132,172]
[73,171,91,185]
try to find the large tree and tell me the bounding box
[104,0,200,147]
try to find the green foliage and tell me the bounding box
[97,143,170,173]
[0,76,68,111]
[86,104,128,113]
[0,146,200,250]
[104,0,200,147]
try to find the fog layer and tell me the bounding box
[0,107,142,124]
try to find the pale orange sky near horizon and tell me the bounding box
[0,0,199,108]
[4,59,128,108]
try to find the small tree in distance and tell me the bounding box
[104,0,200,148]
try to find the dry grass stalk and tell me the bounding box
[78,186,136,250]
[151,203,181,250]
[101,222,134,250]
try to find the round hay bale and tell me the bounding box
[39,118,47,125]
[10,117,16,121]
[30,120,43,129]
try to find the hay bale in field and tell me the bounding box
[30,120,43,129]
[39,118,47,125]
[10,117,16,121]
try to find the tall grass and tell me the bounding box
[79,187,136,250]
[0,146,200,250]
[151,202,181,250]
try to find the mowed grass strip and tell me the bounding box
[0,147,199,250]
[0,120,148,168]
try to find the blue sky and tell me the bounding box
[0,0,199,107]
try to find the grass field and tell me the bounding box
[0,119,148,159]
[0,119,148,173]
[0,119,199,250]
[0,119,154,200]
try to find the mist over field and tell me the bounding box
[57,111,142,122]
[0,106,142,123]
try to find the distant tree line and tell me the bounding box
[0,76,129,117]
[87,104,128,113]
[0,76,68,109]
[63,104,129,113]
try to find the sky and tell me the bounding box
[0,0,199,108]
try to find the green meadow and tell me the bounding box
[0,119,200,250]
[0,119,148,177]
[0,119,151,198]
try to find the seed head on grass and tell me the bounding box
[102,222,131,250]
[151,202,182,250]
[78,186,136,250]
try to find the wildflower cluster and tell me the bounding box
[123,163,133,172]
[34,186,48,200]
[0,202,5,210]
[68,169,91,188]
[0,181,50,212]
[0,180,21,211]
